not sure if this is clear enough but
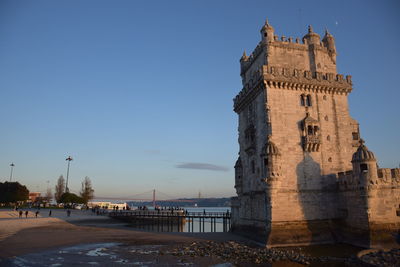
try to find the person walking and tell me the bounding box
[19,210,23,218]
[67,210,71,217]
[35,210,39,218]
[48,210,52,217]
[25,210,28,218]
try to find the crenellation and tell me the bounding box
[241,23,337,86]
[234,65,352,112]
[378,168,400,179]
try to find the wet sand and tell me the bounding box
[0,210,369,266]
[0,210,248,266]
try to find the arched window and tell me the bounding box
[306,95,312,106]
[314,126,319,135]
[308,125,313,135]
[300,94,305,106]
[360,164,368,172]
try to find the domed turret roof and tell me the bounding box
[352,139,376,162]
[303,25,321,39]
[261,18,274,31]
[322,28,333,39]
[262,139,280,156]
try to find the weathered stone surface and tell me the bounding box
[231,20,400,249]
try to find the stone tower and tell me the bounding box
[231,20,400,248]
[231,20,363,246]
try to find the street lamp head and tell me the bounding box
[10,163,15,167]
[66,156,73,161]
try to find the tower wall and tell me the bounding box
[338,168,400,248]
[266,41,336,73]
[237,91,268,194]
[232,21,399,248]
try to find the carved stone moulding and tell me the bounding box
[233,82,265,113]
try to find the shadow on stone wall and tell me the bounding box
[231,191,272,244]
[296,153,338,245]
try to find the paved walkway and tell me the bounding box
[0,209,112,242]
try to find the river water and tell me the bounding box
[127,206,231,233]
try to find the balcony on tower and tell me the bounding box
[302,113,321,152]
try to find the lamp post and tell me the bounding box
[65,156,73,192]
[9,163,15,182]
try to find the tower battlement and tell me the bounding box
[378,168,400,179]
[338,168,400,190]
[240,21,338,89]
[234,65,352,112]
[241,33,335,74]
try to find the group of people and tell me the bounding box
[17,209,43,218]
[112,205,129,211]
[154,206,184,212]
[91,206,108,215]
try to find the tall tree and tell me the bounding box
[45,187,53,203]
[60,192,84,204]
[0,182,29,203]
[54,175,65,203]
[80,176,94,204]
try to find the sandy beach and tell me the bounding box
[0,209,253,266]
[1,209,382,266]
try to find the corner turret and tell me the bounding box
[240,50,248,62]
[322,28,336,53]
[234,157,243,195]
[260,18,274,43]
[261,136,281,186]
[352,139,378,183]
[302,25,321,46]
[239,50,249,84]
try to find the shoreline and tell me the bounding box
[1,209,394,266]
[0,209,249,266]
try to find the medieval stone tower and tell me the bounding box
[231,20,400,248]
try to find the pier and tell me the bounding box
[109,210,231,233]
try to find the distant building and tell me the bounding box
[28,192,41,203]
[231,20,400,248]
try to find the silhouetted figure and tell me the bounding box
[67,210,71,217]
[35,211,39,218]
[49,210,52,217]
[25,210,28,218]
[19,210,23,218]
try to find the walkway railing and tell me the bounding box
[109,210,231,232]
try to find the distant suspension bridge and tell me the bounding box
[94,189,200,206]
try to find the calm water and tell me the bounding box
[126,206,231,233]
[184,207,231,233]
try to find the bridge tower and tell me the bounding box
[153,189,156,207]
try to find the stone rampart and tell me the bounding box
[241,34,335,75]
[338,168,400,190]
[234,65,352,112]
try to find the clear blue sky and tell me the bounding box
[0,0,399,198]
